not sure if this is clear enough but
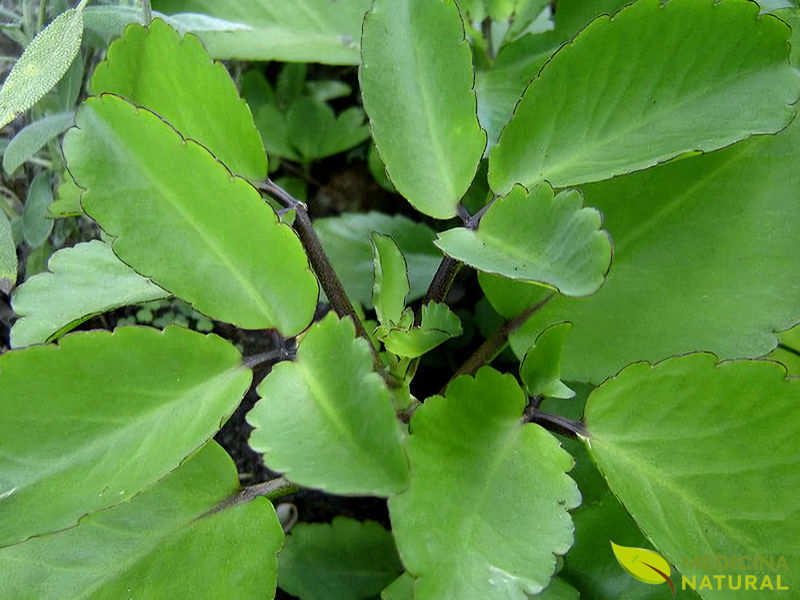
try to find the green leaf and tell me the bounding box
[368,142,396,192]
[520,322,575,399]
[0,442,284,599]
[247,313,409,496]
[47,175,83,218]
[2,111,74,175]
[501,110,800,384]
[0,2,86,129]
[0,326,251,547]
[254,103,300,161]
[151,0,372,64]
[371,233,409,327]
[286,97,370,161]
[22,172,53,248]
[436,183,612,297]
[585,354,800,597]
[360,0,486,219]
[475,34,552,150]
[82,5,251,45]
[766,323,800,375]
[279,517,403,600]
[315,212,441,307]
[0,210,16,294]
[382,303,462,359]
[10,240,169,347]
[63,93,318,335]
[90,18,266,180]
[389,367,580,599]
[382,573,415,600]
[489,0,800,194]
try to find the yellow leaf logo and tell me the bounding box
[611,541,675,595]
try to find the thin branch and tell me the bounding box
[36,0,46,33]
[523,406,588,439]
[243,348,292,369]
[258,179,381,368]
[449,292,556,383]
[201,477,299,518]
[422,256,462,306]
[142,0,152,25]
[778,344,800,359]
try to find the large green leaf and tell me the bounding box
[436,183,612,296]
[152,0,372,64]
[278,517,403,600]
[493,109,800,384]
[475,0,633,149]
[585,354,800,598]
[90,18,266,180]
[360,0,486,219]
[0,210,16,294]
[2,111,74,175]
[489,0,800,194]
[0,442,284,599]
[247,313,409,496]
[63,94,318,335]
[10,240,169,347]
[389,367,580,599]
[0,326,251,547]
[0,1,87,129]
[315,212,441,308]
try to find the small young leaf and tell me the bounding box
[47,175,83,218]
[22,172,53,248]
[0,326,252,547]
[10,240,169,347]
[520,322,575,400]
[152,0,372,64]
[0,2,87,129]
[382,302,462,359]
[247,313,409,496]
[278,517,403,600]
[2,111,74,175]
[371,232,410,327]
[360,0,486,219]
[382,573,415,600]
[91,18,266,180]
[63,94,318,335]
[315,212,441,307]
[390,367,580,599]
[585,354,800,588]
[286,97,370,161]
[436,183,612,297]
[254,102,300,161]
[0,442,284,599]
[489,0,800,194]
[0,210,17,294]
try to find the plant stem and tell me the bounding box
[422,256,462,307]
[142,0,152,25]
[523,406,588,439]
[258,179,380,367]
[449,292,556,382]
[37,0,46,33]
[243,348,292,369]
[204,477,300,517]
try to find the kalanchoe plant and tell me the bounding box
[1,0,799,598]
